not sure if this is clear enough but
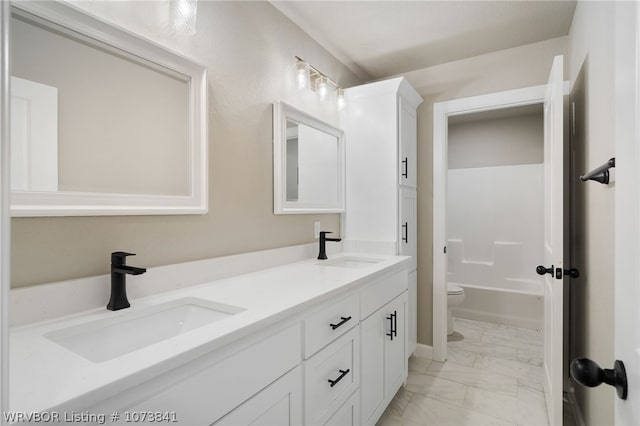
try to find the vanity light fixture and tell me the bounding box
[169,0,198,35]
[295,56,344,106]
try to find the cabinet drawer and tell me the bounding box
[325,390,360,426]
[304,292,359,358]
[361,269,407,319]
[122,323,301,425]
[304,327,360,425]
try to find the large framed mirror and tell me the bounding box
[9,1,208,216]
[273,102,345,214]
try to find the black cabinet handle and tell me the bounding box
[386,314,394,341]
[402,222,408,244]
[393,310,398,337]
[386,311,398,340]
[402,157,408,178]
[328,369,350,388]
[570,358,627,400]
[329,316,352,330]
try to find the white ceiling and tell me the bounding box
[271,1,577,81]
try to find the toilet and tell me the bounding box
[447,284,466,335]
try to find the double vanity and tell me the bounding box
[6,2,423,424]
[10,253,410,425]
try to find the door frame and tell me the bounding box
[614,0,640,423]
[0,0,10,418]
[432,84,558,362]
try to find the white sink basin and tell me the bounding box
[319,257,383,269]
[45,297,245,363]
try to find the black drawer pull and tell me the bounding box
[386,314,394,341]
[330,316,352,330]
[402,222,408,244]
[402,157,408,178]
[328,369,350,388]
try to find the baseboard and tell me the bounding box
[566,381,586,426]
[453,307,543,330]
[414,343,433,359]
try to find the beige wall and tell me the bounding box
[568,1,616,424]
[401,36,568,346]
[11,1,360,288]
[448,109,543,169]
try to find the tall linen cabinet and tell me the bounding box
[341,77,423,356]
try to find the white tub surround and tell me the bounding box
[447,164,544,293]
[10,252,409,425]
[446,164,544,331]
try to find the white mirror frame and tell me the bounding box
[273,101,345,214]
[10,1,208,217]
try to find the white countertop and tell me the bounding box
[10,252,409,414]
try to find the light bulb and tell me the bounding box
[337,88,345,110]
[317,76,329,100]
[296,61,310,90]
[170,0,198,35]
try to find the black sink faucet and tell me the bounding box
[318,231,342,260]
[107,252,147,311]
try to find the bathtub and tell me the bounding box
[446,240,544,330]
[450,280,543,330]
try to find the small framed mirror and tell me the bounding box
[10,1,207,217]
[273,102,345,214]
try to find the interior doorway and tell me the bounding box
[433,56,567,424]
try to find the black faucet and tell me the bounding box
[107,252,147,311]
[318,231,342,260]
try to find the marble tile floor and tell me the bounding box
[377,317,550,426]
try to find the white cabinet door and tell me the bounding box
[384,292,407,401]
[399,187,417,271]
[360,291,408,425]
[214,366,302,426]
[407,270,417,356]
[399,96,417,188]
[360,310,385,425]
[325,390,360,426]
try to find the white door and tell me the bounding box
[541,55,564,426]
[10,77,58,192]
[614,1,640,423]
